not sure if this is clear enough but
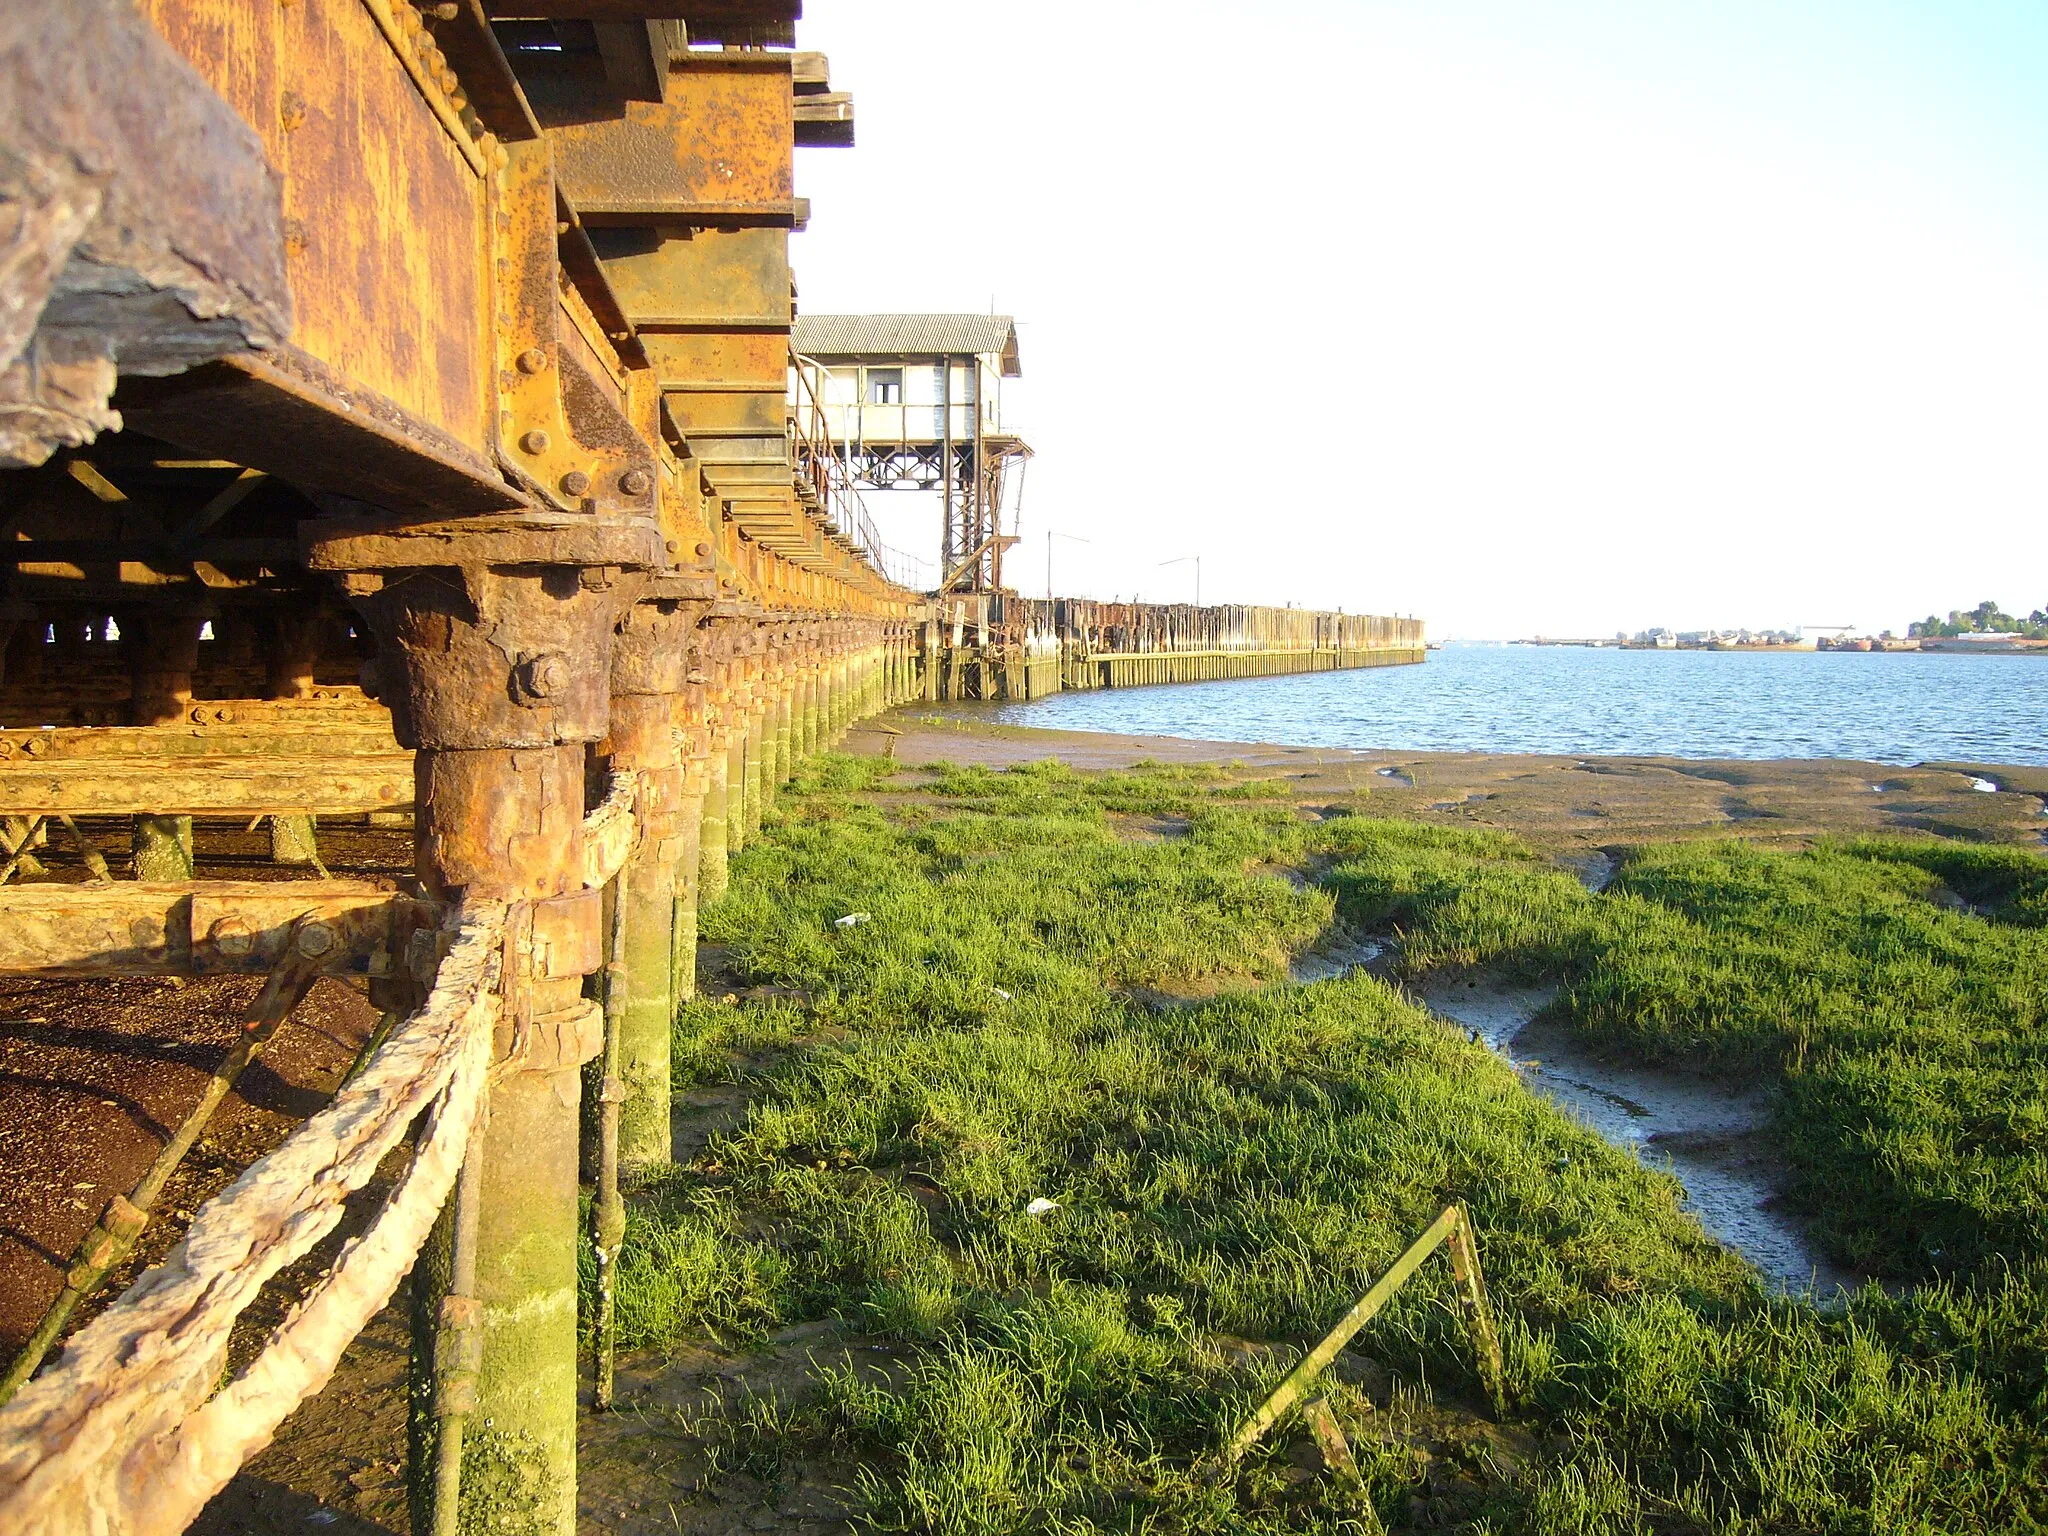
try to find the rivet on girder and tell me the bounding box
[520,429,550,455]
[560,470,591,497]
[516,348,549,374]
[618,469,652,498]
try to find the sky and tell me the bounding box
[788,1,2048,640]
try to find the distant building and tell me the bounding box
[791,314,1032,592]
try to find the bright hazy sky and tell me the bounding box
[789,1,2048,639]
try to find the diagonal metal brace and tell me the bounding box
[1218,1202,1507,1470]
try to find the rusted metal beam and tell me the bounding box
[542,53,798,224]
[483,1,799,28]
[0,879,431,977]
[118,349,526,519]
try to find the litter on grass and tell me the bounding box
[1025,1197,1059,1217]
[833,912,871,928]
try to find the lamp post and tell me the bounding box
[1158,554,1201,607]
[1048,530,1090,601]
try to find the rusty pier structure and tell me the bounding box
[0,4,908,1532]
[0,6,1420,1534]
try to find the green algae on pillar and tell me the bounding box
[132,815,194,880]
[699,745,730,902]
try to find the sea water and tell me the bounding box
[988,643,2048,765]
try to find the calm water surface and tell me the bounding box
[989,644,2048,765]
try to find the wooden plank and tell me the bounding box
[0,756,415,815]
[0,879,430,976]
[0,723,399,761]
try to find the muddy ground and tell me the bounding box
[846,708,2048,851]
[5,716,2043,1532]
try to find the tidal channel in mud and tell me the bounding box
[1416,977,1858,1297]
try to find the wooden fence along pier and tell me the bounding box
[923,596,1426,702]
[0,5,1422,1533]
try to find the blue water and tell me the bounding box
[987,644,2048,765]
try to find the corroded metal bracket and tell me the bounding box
[305,514,661,749]
[492,138,656,519]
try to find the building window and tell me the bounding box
[866,368,902,405]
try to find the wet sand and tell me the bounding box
[847,707,2048,850]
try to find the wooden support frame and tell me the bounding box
[0,755,415,816]
[1218,1203,1507,1471]
[0,879,434,978]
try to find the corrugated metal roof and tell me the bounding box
[792,314,1021,375]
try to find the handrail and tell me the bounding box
[0,897,508,1536]
[0,769,651,1534]
[790,351,924,590]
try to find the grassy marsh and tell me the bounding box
[604,755,2048,1534]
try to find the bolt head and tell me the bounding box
[210,917,255,958]
[560,469,591,497]
[296,920,337,959]
[619,468,652,497]
[516,347,548,375]
[519,428,550,455]
[521,652,571,700]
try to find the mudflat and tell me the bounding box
[846,705,2048,850]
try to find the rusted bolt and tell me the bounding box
[295,921,337,960]
[515,347,548,375]
[210,917,255,958]
[519,428,550,455]
[665,539,680,555]
[619,468,652,497]
[579,564,620,592]
[560,469,591,497]
[20,736,43,757]
[519,652,571,700]
[215,707,234,723]
[696,542,713,559]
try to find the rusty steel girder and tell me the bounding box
[539,52,798,225]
